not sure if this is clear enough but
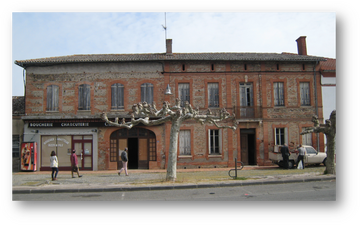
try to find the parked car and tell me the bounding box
[269,145,327,168]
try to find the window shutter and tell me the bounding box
[78,85,83,109]
[111,84,117,109]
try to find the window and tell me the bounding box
[302,127,312,145]
[13,135,20,158]
[111,83,124,110]
[179,130,191,155]
[274,128,288,145]
[305,147,316,154]
[208,83,219,108]
[300,82,310,106]
[273,82,284,106]
[209,129,221,155]
[78,84,90,110]
[141,83,153,104]
[46,85,59,111]
[178,83,190,107]
[240,83,253,107]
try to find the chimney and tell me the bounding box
[296,36,307,55]
[166,39,172,55]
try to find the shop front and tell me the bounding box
[23,120,100,171]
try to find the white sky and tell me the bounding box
[11,11,336,96]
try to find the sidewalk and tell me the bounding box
[12,166,336,194]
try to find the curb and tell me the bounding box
[13,175,336,194]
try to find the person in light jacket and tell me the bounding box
[118,148,129,176]
[297,145,306,169]
[50,151,59,181]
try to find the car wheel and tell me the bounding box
[323,158,327,166]
[288,161,294,169]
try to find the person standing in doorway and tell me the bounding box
[70,149,82,178]
[50,151,59,181]
[118,148,129,176]
[280,144,291,169]
[297,145,306,169]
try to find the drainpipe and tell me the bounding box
[313,61,320,151]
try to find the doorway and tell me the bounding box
[128,138,138,169]
[240,129,256,165]
[110,128,156,170]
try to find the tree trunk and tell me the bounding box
[325,133,336,174]
[166,119,181,181]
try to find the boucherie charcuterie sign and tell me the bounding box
[28,122,110,128]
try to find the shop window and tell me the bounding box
[208,83,219,108]
[179,130,191,155]
[111,83,124,110]
[78,84,90,110]
[141,83,153,104]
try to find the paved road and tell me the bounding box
[13,180,335,201]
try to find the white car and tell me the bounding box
[269,145,327,168]
[301,145,327,166]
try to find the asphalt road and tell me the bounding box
[13,180,335,201]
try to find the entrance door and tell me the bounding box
[110,128,156,170]
[240,129,256,165]
[73,135,93,170]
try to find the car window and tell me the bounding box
[306,147,316,154]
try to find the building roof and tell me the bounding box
[320,58,336,71]
[14,52,326,68]
[12,96,25,115]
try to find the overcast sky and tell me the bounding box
[11,12,336,96]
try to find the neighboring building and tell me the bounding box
[14,36,327,171]
[320,58,336,152]
[12,96,25,172]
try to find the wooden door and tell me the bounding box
[240,134,248,165]
[138,139,148,169]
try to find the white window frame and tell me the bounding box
[274,127,288,146]
[179,130,191,155]
[208,129,222,155]
[302,127,312,145]
[300,82,311,106]
[274,82,284,106]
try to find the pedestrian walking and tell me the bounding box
[297,145,306,169]
[118,148,129,176]
[70,149,82,178]
[50,151,58,181]
[280,144,291,169]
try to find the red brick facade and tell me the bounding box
[16,38,326,171]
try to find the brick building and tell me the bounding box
[15,36,327,171]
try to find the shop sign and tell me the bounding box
[28,122,111,128]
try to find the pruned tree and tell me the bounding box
[101,98,237,181]
[301,110,336,174]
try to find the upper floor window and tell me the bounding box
[239,83,253,107]
[273,82,284,106]
[78,84,90,110]
[141,83,153,104]
[208,83,219,108]
[46,85,59,111]
[300,82,310,106]
[178,83,190,107]
[111,83,124,110]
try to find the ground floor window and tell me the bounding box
[179,130,191,155]
[41,135,93,170]
[274,127,288,145]
[302,127,312,145]
[209,129,222,155]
